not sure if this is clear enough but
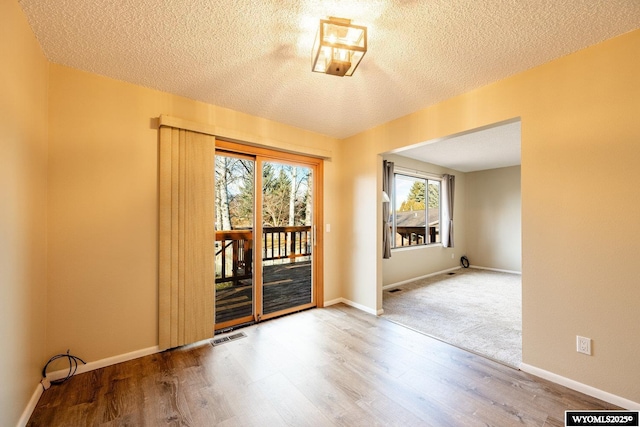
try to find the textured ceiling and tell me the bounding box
[18,0,640,142]
[396,120,521,172]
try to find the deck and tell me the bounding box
[215,260,312,325]
[215,226,313,327]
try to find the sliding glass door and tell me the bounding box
[214,152,255,329]
[214,141,322,330]
[260,161,314,317]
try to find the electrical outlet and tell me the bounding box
[451,253,455,259]
[577,336,591,355]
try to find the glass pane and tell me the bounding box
[427,179,440,244]
[214,154,254,326]
[394,174,427,247]
[262,162,313,315]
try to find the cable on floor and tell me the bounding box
[460,255,470,268]
[41,350,86,390]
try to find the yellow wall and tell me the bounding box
[466,166,521,272]
[343,30,640,403]
[47,64,341,362]
[0,1,49,424]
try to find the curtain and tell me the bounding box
[382,160,394,259]
[441,174,455,248]
[159,126,215,349]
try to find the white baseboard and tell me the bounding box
[382,266,461,290]
[323,297,344,307]
[520,363,640,410]
[324,297,383,315]
[469,265,522,275]
[46,345,161,381]
[17,384,44,427]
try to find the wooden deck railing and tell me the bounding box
[215,226,311,286]
[215,230,253,286]
[262,226,312,262]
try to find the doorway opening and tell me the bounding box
[381,119,522,368]
[214,140,323,331]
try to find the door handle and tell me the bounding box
[313,225,317,247]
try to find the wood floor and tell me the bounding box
[29,304,617,426]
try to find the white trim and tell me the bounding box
[324,297,382,315]
[46,346,161,382]
[469,265,522,275]
[394,165,443,180]
[323,297,344,307]
[520,363,640,410]
[17,384,44,427]
[382,266,461,290]
[391,242,443,253]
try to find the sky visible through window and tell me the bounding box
[394,175,415,209]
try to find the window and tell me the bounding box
[392,173,441,248]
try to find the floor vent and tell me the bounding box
[211,332,247,346]
[388,289,402,293]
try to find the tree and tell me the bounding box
[216,155,254,230]
[229,159,254,228]
[408,181,426,204]
[398,180,440,212]
[262,163,292,226]
[304,185,312,226]
[428,181,440,208]
[399,181,425,212]
[215,156,232,231]
[216,159,312,229]
[288,166,297,226]
[287,166,311,226]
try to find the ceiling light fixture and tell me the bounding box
[311,17,367,77]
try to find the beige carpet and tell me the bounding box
[382,268,522,368]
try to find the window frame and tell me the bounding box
[391,170,442,250]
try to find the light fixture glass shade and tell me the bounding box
[312,18,367,77]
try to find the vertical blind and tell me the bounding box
[159,126,215,349]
